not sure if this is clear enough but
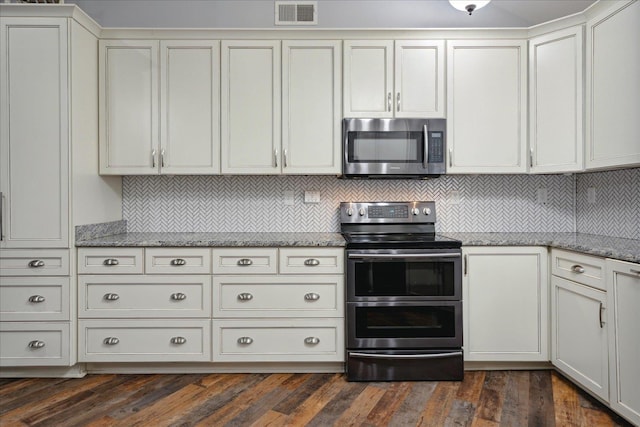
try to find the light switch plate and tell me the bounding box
[304,190,320,204]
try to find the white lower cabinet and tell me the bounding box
[0,322,71,366]
[606,258,640,425]
[463,246,548,361]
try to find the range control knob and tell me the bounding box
[359,208,366,216]
[411,208,419,215]
[423,208,432,215]
[346,208,354,216]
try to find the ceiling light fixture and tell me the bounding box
[448,0,491,15]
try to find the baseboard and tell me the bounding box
[85,362,345,374]
[0,365,87,378]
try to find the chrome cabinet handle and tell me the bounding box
[28,260,45,268]
[397,92,401,112]
[304,293,320,301]
[171,293,187,301]
[449,147,453,168]
[28,295,46,303]
[387,92,391,112]
[0,191,4,241]
[304,337,320,345]
[304,258,320,267]
[171,336,187,345]
[423,124,429,168]
[284,149,288,168]
[104,293,120,301]
[103,337,119,345]
[464,254,468,276]
[274,148,278,167]
[170,258,186,266]
[599,302,605,328]
[237,258,253,266]
[103,258,119,266]
[28,340,45,349]
[571,265,585,274]
[237,293,253,301]
[161,148,165,167]
[237,336,253,345]
[151,149,156,168]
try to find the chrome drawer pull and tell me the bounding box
[571,264,585,274]
[28,260,45,268]
[237,336,253,345]
[103,337,119,345]
[170,258,186,266]
[304,293,320,301]
[103,293,120,301]
[304,258,320,267]
[237,258,253,266]
[28,340,45,349]
[28,295,46,303]
[304,337,320,345]
[237,293,253,301]
[599,302,606,329]
[171,336,187,345]
[103,258,119,266]
[171,293,187,301]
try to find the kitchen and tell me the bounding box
[0,0,639,425]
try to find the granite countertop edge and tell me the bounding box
[76,231,639,263]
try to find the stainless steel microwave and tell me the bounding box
[342,118,446,179]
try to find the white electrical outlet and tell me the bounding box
[304,190,320,204]
[283,190,294,206]
[536,188,548,204]
[587,187,596,204]
[450,190,461,205]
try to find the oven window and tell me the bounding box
[353,259,455,297]
[355,306,456,339]
[348,131,423,163]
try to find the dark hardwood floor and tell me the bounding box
[0,370,631,426]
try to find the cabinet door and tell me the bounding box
[447,40,527,173]
[551,276,608,401]
[607,259,640,425]
[160,40,220,174]
[282,40,341,174]
[343,40,393,118]
[221,41,280,174]
[463,247,548,361]
[99,40,159,175]
[586,1,640,170]
[394,40,445,118]
[0,18,69,248]
[529,26,583,173]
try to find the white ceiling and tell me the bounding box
[67,0,598,28]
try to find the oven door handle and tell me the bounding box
[348,253,461,259]
[349,351,463,360]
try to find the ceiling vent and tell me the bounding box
[275,1,317,26]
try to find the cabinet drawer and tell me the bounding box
[0,277,69,321]
[279,248,344,275]
[0,322,70,366]
[78,275,211,318]
[211,248,277,275]
[77,248,144,275]
[79,319,211,362]
[145,248,211,275]
[213,275,344,318]
[551,249,606,291]
[213,318,344,362]
[0,249,69,276]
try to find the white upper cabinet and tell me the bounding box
[99,40,159,175]
[160,41,220,174]
[343,40,445,118]
[282,40,342,174]
[0,18,69,248]
[586,0,640,170]
[221,41,281,174]
[529,26,584,174]
[447,40,528,174]
[100,40,220,175]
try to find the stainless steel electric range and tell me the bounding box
[340,201,463,381]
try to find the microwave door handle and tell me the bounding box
[423,124,429,168]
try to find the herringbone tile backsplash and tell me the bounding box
[123,174,578,233]
[576,168,639,240]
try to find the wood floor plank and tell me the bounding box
[456,371,486,404]
[305,380,368,427]
[0,378,70,415]
[528,370,556,427]
[332,384,386,426]
[365,381,413,426]
[551,371,583,427]
[444,399,476,427]
[475,371,508,424]
[387,381,437,427]
[499,370,529,427]
[249,409,289,427]
[272,373,334,415]
[284,373,346,426]
[418,381,460,427]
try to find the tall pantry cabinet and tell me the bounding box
[0,8,122,374]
